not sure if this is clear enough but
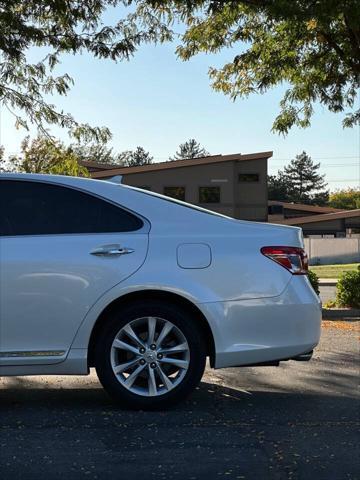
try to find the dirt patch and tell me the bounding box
[322,320,360,332]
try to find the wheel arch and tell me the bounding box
[87,289,216,368]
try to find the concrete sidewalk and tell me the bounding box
[318,278,338,286]
[319,282,337,304]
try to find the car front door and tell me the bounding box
[0,179,149,366]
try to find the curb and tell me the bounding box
[318,279,338,286]
[322,308,360,320]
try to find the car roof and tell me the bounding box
[0,173,239,231]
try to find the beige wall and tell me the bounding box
[120,158,268,221]
[304,238,360,265]
[234,159,268,221]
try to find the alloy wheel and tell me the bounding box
[110,316,190,397]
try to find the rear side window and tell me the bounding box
[0,180,143,236]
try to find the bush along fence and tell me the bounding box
[335,266,360,309]
[308,267,360,317]
[321,266,360,318]
[307,270,320,295]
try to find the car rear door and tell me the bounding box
[0,179,149,366]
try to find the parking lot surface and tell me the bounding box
[1,322,359,480]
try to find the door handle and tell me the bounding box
[90,244,135,257]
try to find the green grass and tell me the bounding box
[310,263,359,279]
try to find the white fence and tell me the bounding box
[304,238,360,265]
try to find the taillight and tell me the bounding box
[261,246,308,275]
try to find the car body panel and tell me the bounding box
[0,232,149,365]
[0,173,321,375]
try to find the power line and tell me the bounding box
[272,155,359,160]
[270,163,359,167]
[326,179,360,183]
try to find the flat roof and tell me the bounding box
[88,151,273,179]
[279,209,360,225]
[268,200,342,214]
[80,161,117,170]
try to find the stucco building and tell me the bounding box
[86,151,273,222]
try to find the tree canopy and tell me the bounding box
[0,136,89,176]
[329,188,360,210]
[2,1,359,137]
[122,0,360,134]
[268,151,329,205]
[120,146,154,166]
[70,142,153,167]
[71,141,125,166]
[0,0,170,140]
[170,139,209,160]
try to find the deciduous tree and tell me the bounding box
[329,188,360,210]
[0,136,89,176]
[121,0,360,133]
[0,1,170,140]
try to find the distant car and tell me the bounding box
[0,174,321,409]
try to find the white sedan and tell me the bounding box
[0,174,321,409]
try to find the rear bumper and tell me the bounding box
[201,275,322,369]
[292,350,313,361]
[234,349,314,367]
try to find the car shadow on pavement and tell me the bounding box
[1,374,359,480]
[0,358,358,425]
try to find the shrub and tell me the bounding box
[307,270,320,295]
[336,267,360,308]
[323,299,337,309]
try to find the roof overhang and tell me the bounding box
[89,151,273,179]
[268,200,342,214]
[278,209,360,226]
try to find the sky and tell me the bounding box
[1,35,359,191]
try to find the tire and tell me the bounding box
[94,300,207,410]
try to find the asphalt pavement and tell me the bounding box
[1,322,359,480]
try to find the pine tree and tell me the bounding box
[71,142,124,166]
[170,139,209,161]
[121,147,153,167]
[268,174,293,202]
[268,152,329,205]
[282,152,329,205]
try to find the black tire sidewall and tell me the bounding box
[94,300,206,409]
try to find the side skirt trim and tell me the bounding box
[0,350,66,358]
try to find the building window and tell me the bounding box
[163,186,185,201]
[199,186,220,203]
[238,173,259,182]
[268,205,283,215]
